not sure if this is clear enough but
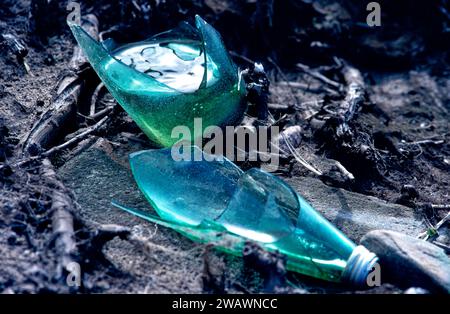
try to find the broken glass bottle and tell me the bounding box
[113,146,378,286]
[68,16,247,147]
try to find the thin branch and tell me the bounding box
[335,161,355,180]
[42,116,109,157]
[229,51,256,65]
[268,112,322,176]
[296,62,343,91]
[90,82,105,116]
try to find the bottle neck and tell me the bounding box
[342,245,379,287]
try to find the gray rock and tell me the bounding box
[285,177,423,242]
[361,230,450,293]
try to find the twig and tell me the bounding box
[90,106,115,120]
[42,116,109,157]
[276,125,302,157]
[41,159,79,280]
[268,112,322,176]
[404,139,445,146]
[334,160,355,180]
[431,204,450,209]
[22,75,82,155]
[65,136,99,162]
[278,81,310,89]
[278,81,339,96]
[22,14,100,155]
[89,224,131,253]
[296,62,343,91]
[90,82,105,116]
[4,116,110,170]
[229,51,256,65]
[268,103,289,110]
[334,65,366,137]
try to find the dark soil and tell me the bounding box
[0,0,449,293]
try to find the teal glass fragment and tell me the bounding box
[114,146,378,285]
[68,16,247,147]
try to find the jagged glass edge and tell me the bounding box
[68,20,179,94]
[111,200,247,254]
[67,15,238,95]
[128,146,243,226]
[125,146,303,232]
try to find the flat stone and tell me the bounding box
[285,177,424,242]
[58,139,150,227]
[361,230,450,293]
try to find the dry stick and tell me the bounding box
[408,139,445,145]
[268,112,323,176]
[88,224,131,254]
[278,81,310,89]
[42,116,109,157]
[22,75,82,154]
[340,66,365,117]
[431,204,450,209]
[65,136,99,162]
[87,80,116,122]
[296,62,343,91]
[334,160,355,180]
[90,82,105,116]
[279,65,365,177]
[334,65,366,137]
[268,103,290,110]
[277,81,337,95]
[41,159,78,278]
[6,111,109,170]
[12,14,105,285]
[283,131,322,176]
[229,51,256,65]
[22,14,100,155]
[278,81,340,97]
[90,106,115,120]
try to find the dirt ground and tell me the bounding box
[0,0,449,293]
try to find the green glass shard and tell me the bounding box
[114,146,378,285]
[68,16,247,147]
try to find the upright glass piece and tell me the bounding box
[114,146,378,286]
[68,16,247,147]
